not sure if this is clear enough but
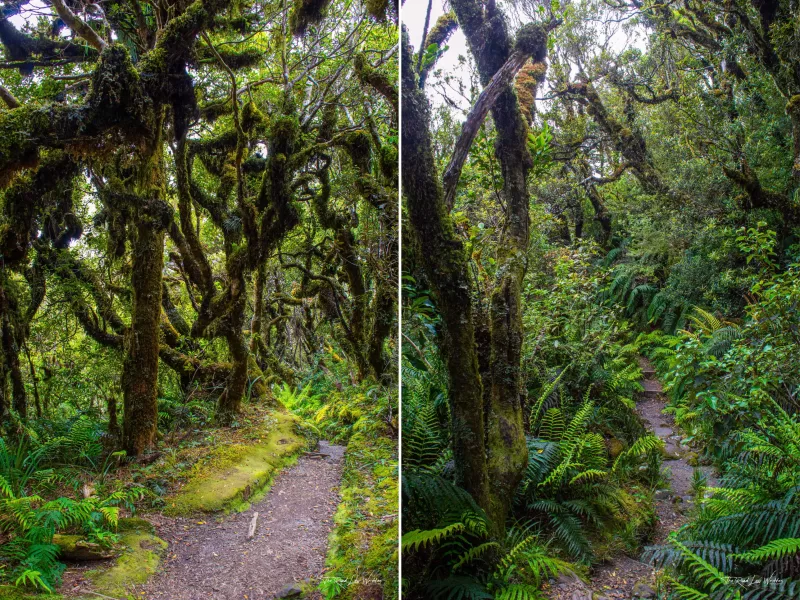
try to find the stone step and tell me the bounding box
[640,379,663,397]
[638,356,656,375]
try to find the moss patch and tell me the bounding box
[0,586,62,599]
[164,409,306,515]
[84,532,167,598]
[117,517,155,534]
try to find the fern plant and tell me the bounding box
[403,508,577,600]
[0,433,143,592]
[645,401,800,599]
[516,396,656,562]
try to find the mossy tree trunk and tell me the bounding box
[122,203,167,456]
[401,30,491,513]
[403,4,552,532]
[217,294,249,424]
[449,0,549,529]
[0,285,25,419]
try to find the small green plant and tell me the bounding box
[319,575,347,598]
[689,469,706,501]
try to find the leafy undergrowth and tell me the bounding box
[278,381,399,600]
[160,408,308,515]
[0,519,165,600]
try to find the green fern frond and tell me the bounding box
[452,542,500,571]
[494,584,543,600]
[402,523,467,553]
[735,538,800,562]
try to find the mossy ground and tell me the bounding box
[84,531,167,599]
[0,587,62,599]
[322,431,398,600]
[164,408,307,515]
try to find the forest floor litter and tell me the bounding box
[545,358,718,600]
[62,441,345,600]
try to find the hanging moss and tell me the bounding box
[197,46,263,69]
[364,0,389,21]
[190,128,238,176]
[379,143,398,180]
[319,103,338,141]
[241,100,266,132]
[425,12,457,49]
[0,44,152,187]
[514,23,547,60]
[199,98,233,121]
[343,130,372,173]
[354,54,398,113]
[0,151,78,265]
[289,0,331,36]
[269,113,301,143]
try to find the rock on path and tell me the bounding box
[135,441,345,600]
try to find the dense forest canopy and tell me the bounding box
[402,0,800,598]
[0,0,398,454]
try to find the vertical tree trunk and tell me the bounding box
[122,215,165,456]
[0,284,26,419]
[450,0,544,528]
[367,276,395,380]
[218,295,249,424]
[401,31,492,512]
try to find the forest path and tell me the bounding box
[136,440,344,600]
[547,357,717,600]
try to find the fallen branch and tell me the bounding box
[247,511,259,540]
[303,451,330,459]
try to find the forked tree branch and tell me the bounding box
[441,51,530,210]
[50,0,107,52]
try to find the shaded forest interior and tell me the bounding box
[401,0,800,599]
[0,0,398,596]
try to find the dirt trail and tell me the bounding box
[73,441,344,600]
[547,358,717,600]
